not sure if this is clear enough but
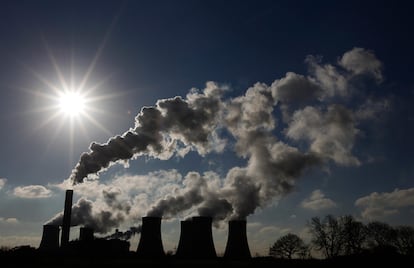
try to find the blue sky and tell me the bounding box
[0,0,414,255]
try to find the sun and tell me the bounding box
[58,91,86,117]
[23,38,124,163]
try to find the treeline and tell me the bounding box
[269,215,414,259]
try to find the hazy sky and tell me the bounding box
[0,0,413,255]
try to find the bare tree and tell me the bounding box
[308,215,344,258]
[394,225,414,256]
[269,233,308,259]
[366,221,396,250]
[341,215,366,255]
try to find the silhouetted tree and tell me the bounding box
[366,221,396,252]
[341,215,366,255]
[297,243,311,259]
[0,246,10,252]
[394,225,414,255]
[269,233,307,259]
[308,215,344,258]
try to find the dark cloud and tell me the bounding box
[103,226,141,240]
[103,187,131,213]
[46,198,125,234]
[197,198,233,222]
[271,72,323,103]
[146,172,206,218]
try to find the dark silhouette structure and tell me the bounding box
[136,217,165,258]
[269,233,306,259]
[38,224,60,251]
[79,227,94,242]
[224,220,251,259]
[61,189,73,247]
[190,216,217,258]
[175,220,194,257]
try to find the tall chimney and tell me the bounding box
[61,189,73,247]
[224,220,251,259]
[175,220,194,258]
[136,217,165,258]
[191,216,216,258]
[79,227,94,242]
[38,224,60,251]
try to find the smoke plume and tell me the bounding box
[61,48,386,227]
[103,226,141,240]
[71,82,225,184]
[46,197,127,233]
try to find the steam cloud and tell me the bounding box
[46,198,126,233]
[51,48,387,230]
[104,226,142,240]
[71,82,225,184]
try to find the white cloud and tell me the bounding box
[247,221,263,229]
[301,189,337,210]
[0,235,40,248]
[355,188,414,220]
[0,178,6,190]
[338,47,383,82]
[306,55,348,98]
[285,105,360,166]
[13,185,52,199]
[0,217,19,225]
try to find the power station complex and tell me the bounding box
[38,190,251,259]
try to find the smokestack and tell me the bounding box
[191,216,216,258]
[79,227,94,242]
[224,220,251,259]
[175,220,194,258]
[38,225,60,251]
[61,189,73,247]
[136,217,165,258]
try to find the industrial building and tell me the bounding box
[39,190,252,259]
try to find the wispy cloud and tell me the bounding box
[0,217,19,224]
[0,178,6,190]
[13,185,52,199]
[301,189,337,210]
[355,188,414,220]
[338,47,383,82]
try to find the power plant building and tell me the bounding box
[175,216,217,259]
[224,220,251,259]
[136,217,165,258]
[38,224,60,251]
[39,190,252,259]
[60,189,73,247]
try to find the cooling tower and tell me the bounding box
[79,227,94,242]
[224,220,251,259]
[191,216,216,258]
[175,220,194,257]
[61,189,73,247]
[136,217,165,258]
[38,225,60,251]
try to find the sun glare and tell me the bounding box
[26,38,118,158]
[58,91,86,117]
